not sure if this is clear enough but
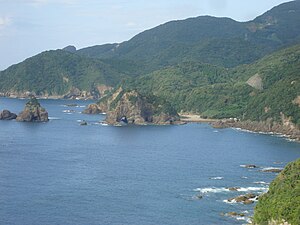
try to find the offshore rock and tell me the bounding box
[16,96,49,122]
[0,110,17,120]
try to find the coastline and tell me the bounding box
[179,114,218,123]
[178,114,300,142]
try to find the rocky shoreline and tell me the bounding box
[211,119,300,142]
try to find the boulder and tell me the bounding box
[0,110,17,120]
[228,193,259,204]
[16,96,49,122]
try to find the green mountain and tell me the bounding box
[0,50,125,97]
[123,44,300,126]
[253,158,300,225]
[77,1,300,71]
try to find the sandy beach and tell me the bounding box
[179,114,218,123]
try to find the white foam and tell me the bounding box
[194,187,229,193]
[240,164,257,168]
[209,177,224,180]
[261,167,283,171]
[236,187,268,192]
[194,186,268,194]
[254,181,269,185]
[48,117,61,120]
[223,199,236,204]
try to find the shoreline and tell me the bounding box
[179,114,218,123]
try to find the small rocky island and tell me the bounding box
[16,96,49,122]
[84,87,180,125]
[0,110,17,120]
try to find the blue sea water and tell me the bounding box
[0,98,299,225]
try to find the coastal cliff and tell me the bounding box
[253,158,300,225]
[84,88,180,125]
[211,115,300,141]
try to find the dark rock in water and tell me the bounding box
[16,96,49,122]
[65,104,78,107]
[226,212,245,217]
[228,193,259,204]
[0,110,17,120]
[244,164,258,168]
[195,194,203,199]
[80,120,87,126]
[227,187,240,191]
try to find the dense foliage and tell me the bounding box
[123,44,300,125]
[0,50,125,96]
[253,158,300,225]
[78,1,300,72]
[0,1,299,127]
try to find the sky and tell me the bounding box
[0,0,293,70]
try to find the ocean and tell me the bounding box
[0,98,299,225]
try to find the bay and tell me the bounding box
[0,98,299,225]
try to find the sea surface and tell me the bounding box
[0,98,299,225]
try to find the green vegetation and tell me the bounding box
[253,158,300,225]
[0,1,299,127]
[122,44,300,126]
[0,50,126,96]
[78,1,300,72]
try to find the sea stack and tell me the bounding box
[16,96,49,122]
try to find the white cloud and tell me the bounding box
[0,16,11,27]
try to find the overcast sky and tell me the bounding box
[0,0,293,70]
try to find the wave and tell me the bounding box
[253,181,269,185]
[261,167,283,171]
[209,177,224,180]
[48,117,61,120]
[194,186,268,194]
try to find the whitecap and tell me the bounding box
[209,177,224,180]
[194,186,268,194]
[48,117,61,120]
[261,167,283,171]
[236,187,268,192]
[223,199,236,204]
[253,181,269,185]
[194,187,230,193]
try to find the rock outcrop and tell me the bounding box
[227,193,259,205]
[0,110,17,120]
[86,87,180,125]
[211,117,300,141]
[16,96,49,122]
[82,103,103,114]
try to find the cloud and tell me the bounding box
[0,16,11,27]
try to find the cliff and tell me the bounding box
[211,115,300,141]
[16,96,49,122]
[253,158,300,225]
[85,88,180,125]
